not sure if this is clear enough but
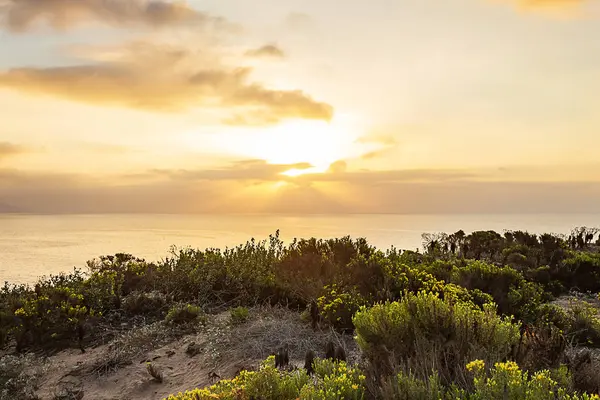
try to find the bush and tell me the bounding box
[353,291,520,386]
[465,359,598,400]
[451,260,544,322]
[317,285,367,332]
[164,356,365,400]
[569,300,600,347]
[381,361,598,400]
[122,291,167,317]
[230,306,250,324]
[164,304,204,325]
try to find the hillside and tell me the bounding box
[2,227,600,400]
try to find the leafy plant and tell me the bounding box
[230,306,250,324]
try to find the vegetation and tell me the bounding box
[230,306,250,324]
[2,227,600,399]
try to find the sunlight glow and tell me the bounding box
[187,114,371,173]
[280,167,321,177]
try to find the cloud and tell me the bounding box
[0,0,219,32]
[0,42,334,124]
[496,0,588,17]
[0,142,25,159]
[156,159,313,181]
[2,165,600,214]
[245,44,285,59]
[285,12,314,32]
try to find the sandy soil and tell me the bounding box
[26,307,353,400]
[34,332,251,400]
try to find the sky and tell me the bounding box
[1,0,600,214]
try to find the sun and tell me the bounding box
[244,116,364,176]
[181,114,370,177]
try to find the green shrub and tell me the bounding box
[300,358,366,400]
[557,253,600,293]
[451,260,543,322]
[317,285,367,332]
[382,361,597,400]
[230,306,250,324]
[353,291,520,385]
[164,304,204,325]
[465,359,598,400]
[569,300,600,347]
[440,284,493,310]
[164,356,365,400]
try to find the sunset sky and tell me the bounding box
[1,0,600,214]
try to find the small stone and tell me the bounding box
[185,342,202,357]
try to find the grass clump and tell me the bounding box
[230,306,250,324]
[146,362,164,383]
[165,303,204,325]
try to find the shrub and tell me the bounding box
[465,359,598,400]
[317,285,367,332]
[569,300,600,347]
[122,291,167,317]
[381,361,598,400]
[451,260,543,322]
[164,356,365,400]
[230,306,250,324]
[164,304,203,325]
[440,284,493,310]
[300,358,366,400]
[353,291,520,386]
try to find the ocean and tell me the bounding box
[2,213,600,285]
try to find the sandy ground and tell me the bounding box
[34,333,249,400]
[25,307,354,400]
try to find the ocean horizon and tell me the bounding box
[2,213,600,285]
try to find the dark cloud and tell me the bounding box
[0,42,334,123]
[245,44,285,59]
[0,142,25,159]
[0,0,220,32]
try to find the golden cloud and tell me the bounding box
[2,165,600,214]
[497,0,587,16]
[0,42,334,123]
[0,142,25,159]
[0,0,217,31]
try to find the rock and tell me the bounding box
[166,350,176,357]
[185,342,202,357]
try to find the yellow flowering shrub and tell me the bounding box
[465,360,600,400]
[164,357,365,400]
[353,291,520,384]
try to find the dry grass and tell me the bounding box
[207,305,358,367]
[146,362,164,383]
[0,353,48,400]
[89,321,185,375]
